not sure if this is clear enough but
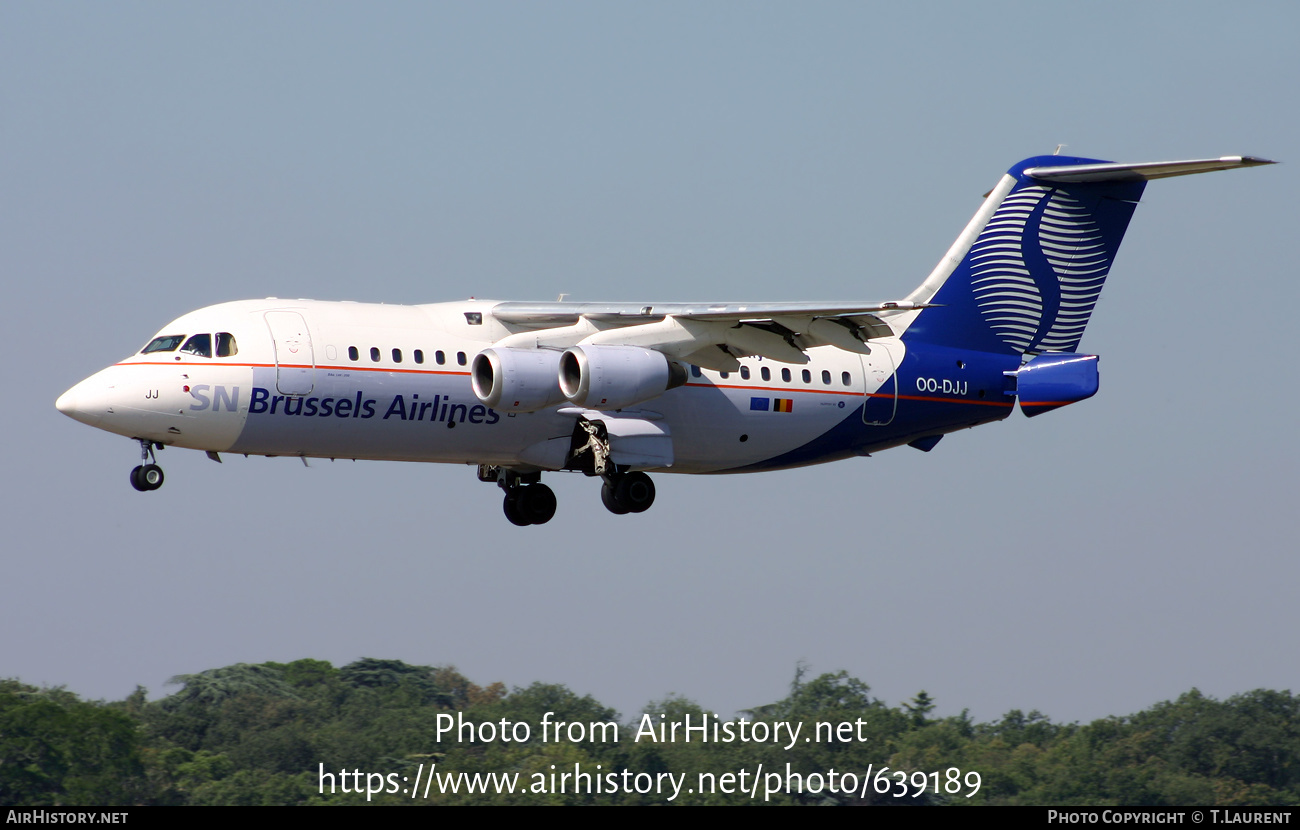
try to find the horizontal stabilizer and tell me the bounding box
[1023,156,1276,183]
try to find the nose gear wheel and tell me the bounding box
[129,439,165,492]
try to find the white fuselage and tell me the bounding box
[57,298,915,475]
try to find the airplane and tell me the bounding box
[56,153,1274,525]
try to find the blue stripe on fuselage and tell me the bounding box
[729,344,1021,472]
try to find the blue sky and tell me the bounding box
[3,2,1296,726]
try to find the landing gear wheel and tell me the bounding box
[615,471,655,513]
[139,464,164,491]
[503,484,558,526]
[491,469,556,526]
[130,439,164,491]
[518,483,557,525]
[503,489,530,526]
[130,464,164,492]
[601,481,629,515]
[602,472,655,515]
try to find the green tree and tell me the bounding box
[0,682,145,805]
[903,691,937,727]
[164,663,298,709]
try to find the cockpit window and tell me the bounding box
[142,334,185,354]
[216,332,238,357]
[181,333,212,357]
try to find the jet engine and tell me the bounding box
[559,345,687,410]
[471,348,565,412]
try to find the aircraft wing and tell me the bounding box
[488,300,927,370]
[490,300,926,326]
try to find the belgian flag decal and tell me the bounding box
[750,397,794,412]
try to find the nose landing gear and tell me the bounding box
[130,439,165,492]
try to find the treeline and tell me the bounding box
[2,659,1297,805]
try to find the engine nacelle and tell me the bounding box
[471,348,565,412]
[559,345,686,410]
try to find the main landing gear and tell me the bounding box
[568,413,656,516]
[600,471,655,515]
[129,439,165,492]
[504,483,557,527]
[478,464,656,525]
[481,466,557,526]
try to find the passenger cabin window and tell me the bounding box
[393,348,403,363]
[842,371,851,387]
[142,334,185,354]
[690,365,702,378]
[216,332,238,357]
[181,334,212,358]
[761,367,771,381]
[348,346,359,361]
[436,351,446,365]
[370,347,380,362]
[802,369,811,383]
[457,352,466,366]
[821,370,831,385]
[414,350,424,364]
[782,368,791,382]
[720,371,730,379]
[740,366,750,380]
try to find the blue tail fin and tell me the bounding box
[902,154,1274,354]
[902,155,1146,356]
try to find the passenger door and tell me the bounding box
[264,311,315,396]
[860,340,899,426]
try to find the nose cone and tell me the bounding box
[56,375,109,427]
[55,387,76,416]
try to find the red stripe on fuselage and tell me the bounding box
[114,360,472,377]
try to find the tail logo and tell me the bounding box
[970,185,1111,355]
